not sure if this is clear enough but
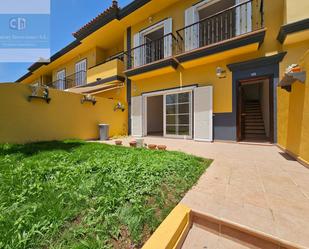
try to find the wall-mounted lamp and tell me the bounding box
[216,67,226,79]
[81,94,96,105]
[114,102,125,112]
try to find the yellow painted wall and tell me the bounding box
[283,0,309,24]
[132,60,233,113]
[87,59,124,83]
[0,84,127,144]
[94,85,127,103]
[51,48,97,82]
[278,41,309,163]
[128,0,284,113]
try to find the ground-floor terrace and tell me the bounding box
[103,137,309,248]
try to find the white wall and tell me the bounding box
[147,95,163,134]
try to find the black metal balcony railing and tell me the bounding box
[46,70,87,90]
[176,0,263,53]
[125,33,178,69]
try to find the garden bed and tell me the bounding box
[0,141,211,249]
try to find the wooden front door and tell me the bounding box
[237,83,245,141]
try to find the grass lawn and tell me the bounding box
[0,141,211,249]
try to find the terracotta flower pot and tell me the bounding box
[157,145,167,150]
[148,144,157,150]
[129,141,137,147]
[115,140,122,146]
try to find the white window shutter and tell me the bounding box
[56,70,65,90]
[131,96,143,137]
[236,0,252,35]
[164,18,173,58]
[133,33,141,67]
[194,86,213,142]
[185,6,199,51]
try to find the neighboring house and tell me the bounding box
[17,0,309,163]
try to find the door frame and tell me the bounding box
[236,75,274,143]
[142,86,196,138]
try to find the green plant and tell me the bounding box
[0,141,211,249]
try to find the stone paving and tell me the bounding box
[103,137,309,248]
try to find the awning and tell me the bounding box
[69,81,124,95]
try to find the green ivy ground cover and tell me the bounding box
[0,141,211,249]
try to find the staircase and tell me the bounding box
[244,101,267,141]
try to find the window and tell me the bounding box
[133,18,172,67]
[75,59,87,86]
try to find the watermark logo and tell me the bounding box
[0,0,50,62]
[9,17,27,30]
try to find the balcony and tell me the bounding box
[46,58,125,94]
[124,33,179,80]
[87,57,125,84]
[124,0,265,77]
[47,71,87,90]
[175,0,265,68]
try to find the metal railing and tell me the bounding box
[46,70,87,90]
[125,33,178,70]
[176,0,263,53]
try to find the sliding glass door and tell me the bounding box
[164,91,192,138]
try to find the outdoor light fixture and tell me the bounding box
[81,95,96,105]
[216,67,226,78]
[114,102,125,112]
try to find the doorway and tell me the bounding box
[147,95,164,136]
[144,27,164,64]
[237,77,273,142]
[144,90,193,139]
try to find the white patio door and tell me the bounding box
[75,59,87,86]
[194,86,213,141]
[56,69,65,90]
[164,91,192,138]
[131,96,144,137]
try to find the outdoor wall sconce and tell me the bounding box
[114,102,125,112]
[81,94,97,105]
[279,64,306,92]
[28,85,51,104]
[216,67,226,78]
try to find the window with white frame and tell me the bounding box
[133,18,173,67]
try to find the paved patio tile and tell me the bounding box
[102,137,309,248]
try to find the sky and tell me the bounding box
[0,0,131,82]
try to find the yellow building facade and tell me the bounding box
[17,0,309,163]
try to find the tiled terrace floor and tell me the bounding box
[103,137,309,248]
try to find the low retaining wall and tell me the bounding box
[0,84,128,143]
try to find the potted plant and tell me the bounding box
[148,144,157,150]
[129,141,137,147]
[115,140,122,146]
[157,145,167,151]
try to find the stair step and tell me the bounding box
[245,130,265,135]
[245,124,265,127]
[245,134,267,139]
[245,125,265,129]
[245,117,263,120]
[245,109,261,112]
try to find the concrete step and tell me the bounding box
[245,130,266,135]
[245,126,265,130]
[245,134,267,139]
